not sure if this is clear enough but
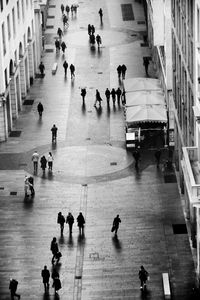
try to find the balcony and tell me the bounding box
[182,146,200,202]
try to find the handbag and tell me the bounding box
[111,225,115,232]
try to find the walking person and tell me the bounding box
[133,148,141,169]
[105,88,111,105]
[57,27,63,39]
[57,212,65,235]
[61,41,67,53]
[77,212,85,235]
[81,88,87,103]
[96,34,102,47]
[50,237,59,264]
[51,268,61,295]
[111,88,116,105]
[88,24,92,35]
[116,87,122,103]
[41,265,50,293]
[9,278,20,299]
[70,64,75,79]
[91,25,95,35]
[37,102,44,117]
[121,64,127,79]
[60,4,64,14]
[28,176,35,196]
[155,148,161,167]
[39,62,45,76]
[63,60,68,77]
[94,89,102,107]
[66,212,74,234]
[40,155,47,173]
[117,65,122,78]
[112,214,121,235]
[65,5,70,15]
[32,150,39,173]
[47,152,53,171]
[138,265,149,290]
[51,124,58,142]
[24,175,30,198]
[143,57,149,76]
[98,8,103,23]
[55,39,60,52]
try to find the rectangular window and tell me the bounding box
[12,8,16,37]
[22,0,24,19]
[14,50,17,66]
[4,69,8,88]
[7,14,11,40]
[23,33,26,49]
[17,1,20,21]
[198,7,200,43]
[0,0,3,12]
[2,23,6,55]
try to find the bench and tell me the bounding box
[162,273,171,299]
[52,62,58,75]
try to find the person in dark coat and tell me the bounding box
[98,8,103,23]
[51,268,61,294]
[117,65,122,78]
[94,89,102,107]
[69,64,75,79]
[105,88,111,105]
[133,148,141,169]
[60,4,64,14]
[61,41,67,53]
[121,64,127,79]
[55,39,60,52]
[81,88,87,103]
[116,87,122,103]
[77,212,85,234]
[37,102,44,117]
[39,62,45,76]
[143,57,150,76]
[96,34,102,47]
[40,155,47,172]
[57,27,63,39]
[155,148,161,167]
[66,5,70,15]
[9,278,20,299]
[57,212,65,235]
[50,237,59,264]
[88,24,92,35]
[112,214,121,235]
[63,60,68,77]
[51,124,58,142]
[111,88,116,104]
[138,265,149,290]
[66,212,74,234]
[28,176,35,196]
[91,25,95,34]
[90,33,95,45]
[41,265,50,292]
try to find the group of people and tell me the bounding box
[93,87,124,108]
[55,38,67,53]
[61,3,78,16]
[132,148,162,169]
[31,150,54,175]
[62,61,75,78]
[117,64,127,80]
[87,24,102,47]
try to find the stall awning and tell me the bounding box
[125,90,166,107]
[123,77,162,92]
[125,105,167,125]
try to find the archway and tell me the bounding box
[19,42,23,59]
[9,59,14,77]
[27,27,32,43]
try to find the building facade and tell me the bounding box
[0,0,44,141]
[146,0,200,286]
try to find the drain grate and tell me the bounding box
[49,5,56,8]
[97,72,103,74]
[75,276,82,279]
[140,43,149,47]
[45,49,54,53]
[110,162,117,166]
[9,131,21,137]
[86,138,91,140]
[0,187,4,190]
[138,21,145,25]
[164,174,177,183]
[23,99,34,105]
[46,25,54,29]
[47,16,55,19]
[172,224,187,234]
[121,4,134,21]
[10,191,17,195]
[18,163,27,167]
[82,184,87,186]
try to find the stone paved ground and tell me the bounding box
[0,0,198,299]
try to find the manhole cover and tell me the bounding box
[23,99,34,105]
[9,131,21,137]
[172,224,187,234]
[10,192,17,195]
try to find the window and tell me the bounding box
[2,23,6,55]
[0,0,3,12]
[14,50,17,66]
[6,0,8,4]
[12,8,16,37]
[22,0,24,19]
[7,14,11,40]
[23,33,26,49]
[198,7,200,43]
[4,69,8,88]
[17,1,20,21]
[26,0,28,9]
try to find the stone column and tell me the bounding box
[0,97,7,141]
[9,76,18,119]
[28,42,34,82]
[19,58,26,99]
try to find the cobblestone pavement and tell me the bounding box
[0,0,198,299]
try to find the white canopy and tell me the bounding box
[125,105,167,125]
[125,90,166,107]
[123,77,162,92]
